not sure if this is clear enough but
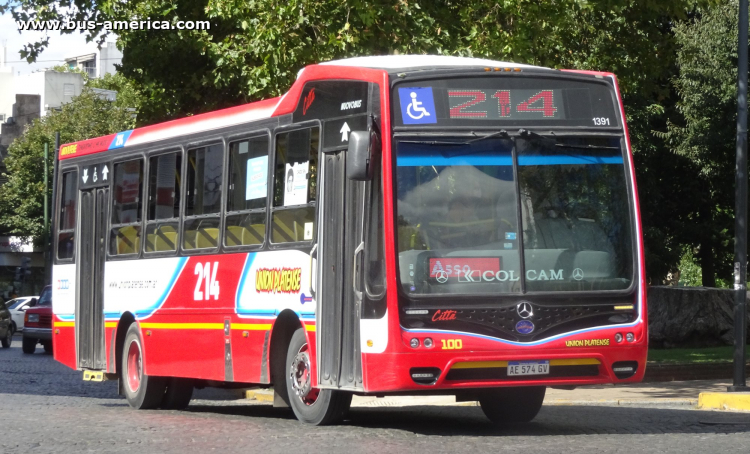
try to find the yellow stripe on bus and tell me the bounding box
[54,321,75,327]
[230,323,272,331]
[139,323,224,330]
[305,325,316,332]
[105,322,117,328]
[451,358,601,370]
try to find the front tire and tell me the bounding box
[161,378,193,410]
[121,323,166,409]
[1,329,11,348]
[479,386,546,424]
[284,328,351,425]
[42,341,53,354]
[22,337,36,354]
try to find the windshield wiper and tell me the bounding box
[518,129,620,150]
[399,130,510,146]
[466,129,509,144]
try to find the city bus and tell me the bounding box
[51,55,647,425]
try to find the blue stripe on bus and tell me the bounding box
[135,256,188,319]
[235,253,256,310]
[397,154,623,167]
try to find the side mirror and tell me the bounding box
[347,129,380,181]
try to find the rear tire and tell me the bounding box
[121,324,166,409]
[284,328,351,425]
[22,337,36,354]
[479,386,546,424]
[161,378,194,409]
[42,341,53,354]
[1,328,11,348]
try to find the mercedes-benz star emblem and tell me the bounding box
[572,268,585,281]
[435,270,449,284]
[517,302,533,319]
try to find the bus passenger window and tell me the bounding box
[225,136,269,247]
[57,170,78,260]
[184,144,223,250]
[271,127,318,244]
[109,159,143,256]
[145,152,181,253]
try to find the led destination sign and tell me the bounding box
[394,76,619,128]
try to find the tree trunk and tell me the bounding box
[700,201,716,287]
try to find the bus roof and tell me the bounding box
[319,55,549,72]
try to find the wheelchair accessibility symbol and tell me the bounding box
[399,87,437,124]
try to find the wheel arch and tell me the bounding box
[114,312,137,377]
[268,310,303,389]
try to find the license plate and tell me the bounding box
[507,361,550,376]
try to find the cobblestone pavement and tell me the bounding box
[2,334,750,454]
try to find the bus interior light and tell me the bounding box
[614,333,623,343]
[424,338,434,348]
[626,333,635,342]
[410,338,420,348]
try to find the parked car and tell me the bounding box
[4,296,39,333]
[0,299,12,348]
[23,286,52,354]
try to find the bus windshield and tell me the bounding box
[395,135,633,296]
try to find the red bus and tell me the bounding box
[51,55,646,425]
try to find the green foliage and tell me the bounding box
[677,247,702,287]
[0,85,138,238]
[660,0,742,286]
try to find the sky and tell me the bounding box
[0,12,103,75]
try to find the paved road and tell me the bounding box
[2,334,750,454]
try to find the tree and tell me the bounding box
[663,0,742,286]
[0,81,138,238]
[0,0,717,283]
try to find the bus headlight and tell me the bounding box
[410,338,420,348]
[614,333,623,343]
[626,332,635,342]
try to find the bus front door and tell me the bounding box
[76,187,108,370]
[316,149,364,391]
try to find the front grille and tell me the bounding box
[402,299,636,342]
[38,314,52,328]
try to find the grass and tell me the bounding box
[647,345,750,364]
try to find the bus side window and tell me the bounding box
[145,152,181,253]
[109,159,143,256]
[225,135,269,248]
[184,144,223,250]
[57,170,78,260]
[271,127,318,244]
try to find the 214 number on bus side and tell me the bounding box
[194,262,220,301]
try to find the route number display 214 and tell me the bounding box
[194,262,220,301]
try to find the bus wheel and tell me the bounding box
[121,324,166,409]
[285,328,351,425]
[478,386,546,424]
[161,378,194,410]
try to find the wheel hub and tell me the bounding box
[289,343,319,405]
[126,340,142,393]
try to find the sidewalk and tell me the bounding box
[243,379,747,410]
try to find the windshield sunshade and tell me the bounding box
[395,135,633,296]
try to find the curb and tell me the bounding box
[698,392,750,412]
[545,398,697,407]
[242,388,697,408]
[245,389,274,403]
